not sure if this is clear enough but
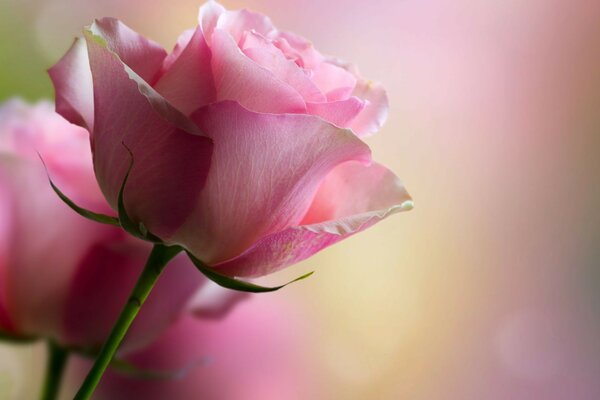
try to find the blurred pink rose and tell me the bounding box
[50,0,411,278]
[0,99,210,352]
[64,297,316,400]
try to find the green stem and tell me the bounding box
[74,244,181,400]
[41,340,68,400]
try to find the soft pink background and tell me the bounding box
[1,0,600,398]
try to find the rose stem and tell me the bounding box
[41,340,68,400]
[74,244,181,400]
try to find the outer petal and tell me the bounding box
[63,241,204,352]
[90,18,167,84]
[211,29,306,114]
[300,161,411,224]
[154,26,216,115]
[48,38,94,131]
[349,79,389,137]
[213,161,412,277]
[326,59,389,137]
[175,101,371,265]
[85,26,212,240]
[306,97,365,128]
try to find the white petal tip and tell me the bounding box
[400,200,414,211]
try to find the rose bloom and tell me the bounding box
[50,0,412,278]
[0,99,239,351]
[62,297,316,400]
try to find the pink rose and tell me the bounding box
[0,99,234,351]
[64,297,316,400]
[50,1,412,278]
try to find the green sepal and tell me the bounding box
[40,154,120,226]
[186,251,314,293]
[117,145,162,243]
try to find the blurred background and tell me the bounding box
[1,0,600,398]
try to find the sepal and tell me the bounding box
[40,154,120,226]
[116,145,162,243]
[186,251,314,293]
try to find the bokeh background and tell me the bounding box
[1,0,600,398]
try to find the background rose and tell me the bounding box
[50,1,411,278]
[62,296,317,400]
[0,99,211,352]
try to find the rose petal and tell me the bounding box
[90,18,166,84]
[86,21,204,135]
[159,29,194,73]
[85,27,213,240]
[63,241,204,352]
[198,0,226,43]
[213,161,412,277]
[271,31,323,68]
[270,32,357,101]
[216,7,276,44]
[0,100,107,211]
[0,300,12,333]
[48,38,94,131]
[241,31,326,103]
[307,96,366,128]
[0,166,14,333]
[325,59,390,137]
[349,79,389,137]
[174,101,371,265]
[311,61,357,101]
[185,280,249,319]
[300,161,411,224]
[154,26,216,115]
[211,29,306,113]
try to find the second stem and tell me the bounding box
[74,244,180,400]
[41,340,68,400]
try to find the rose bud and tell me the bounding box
[49,0,412,278]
